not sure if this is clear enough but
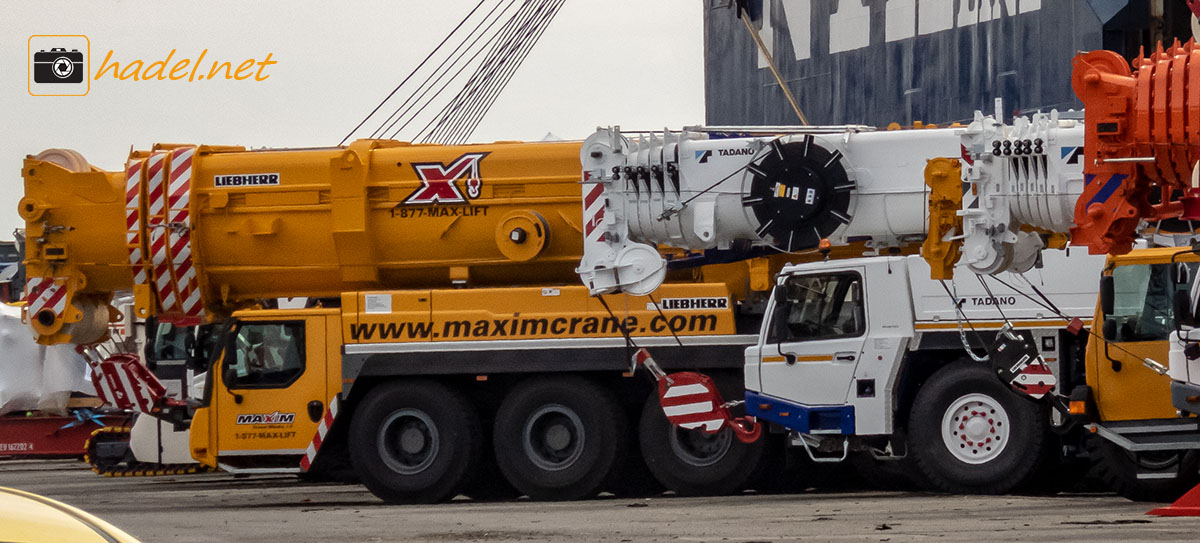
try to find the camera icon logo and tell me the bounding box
[34,48,84,83]
[29,35,89,96]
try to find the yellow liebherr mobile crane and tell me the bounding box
[22,138,910,502]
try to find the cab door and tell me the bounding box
[215,316,326,465]
[757,269,867,406]
[1092,262,1196,421]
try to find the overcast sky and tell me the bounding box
[0,0,704,239]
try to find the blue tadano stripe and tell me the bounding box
[1087,174,1128,208]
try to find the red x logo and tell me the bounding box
[403,152,489,205]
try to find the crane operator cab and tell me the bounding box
[188,309,336,473]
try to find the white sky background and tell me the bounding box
[0,0,704,239]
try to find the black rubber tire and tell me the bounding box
[908,361,1048,494]
[348,380,480,504]
[298,449,360,484]
[1089,437,1200,503]
[493,376,626,501]
[637,392,764,496]
[609,402,666,498]
[461,426,521,501]
[299,427,359,484]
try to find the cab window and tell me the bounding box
[226,322,305,388]
[1106,262,1198,342]
[150,322,190,361]
[771,272,865,342]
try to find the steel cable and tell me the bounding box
[339,0,487,145]
[417,0,552,143]
[374,0,520,140]
[446,0,564,144]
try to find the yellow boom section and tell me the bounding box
[21,140,584,344]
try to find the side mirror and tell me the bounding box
[223,366,238,388]
[184,331,195,357]
[1102,318,1118,341]
[187,347,209,373]
[142,316,159,363]
[1172,263,1186,285]
[1176,289,1196,329]
[222,367,243,404]
[770,284,790,342]
[771,284,786,308]
[1100,275,1114,316]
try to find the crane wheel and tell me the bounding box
[349,380,481,504]
[606,403,664,498]
[460,425,521,501]
[907,361,1048,494]
[637,390,764,496]
[1088,438,1200,502]
[492,376,626,501]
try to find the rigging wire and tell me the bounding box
[417,0,548,142]
[425,11,542,144]
[345,0,564,144]
[967,270,1162,364]
[938,279,991,362]
[446,0,564,144]
[419,0,564,144]
[339,0,488,145]
[376,0,520,140]
[647,292,686,348]
[448,0,564,144]
[975,274,1011,325]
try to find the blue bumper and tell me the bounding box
[745,390,855,435]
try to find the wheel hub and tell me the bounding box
[523,404,585,471]
[544,423,571,451]
[378,408,440,475]
[669,426,732,468]
[399,425,428,454]
[940,393,1009,465]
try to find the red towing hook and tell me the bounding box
[633,348,762,444]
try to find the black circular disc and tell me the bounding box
[741,135,855,252]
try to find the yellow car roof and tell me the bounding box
[0,486,141,543]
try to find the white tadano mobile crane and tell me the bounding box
[577,40,1200,500]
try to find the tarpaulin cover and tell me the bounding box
[0,304,93,415]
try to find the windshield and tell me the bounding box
[768,271,865,343]
[1105,262,1199,342]
[0,242,18,263]
[147,322,221,368]
[226,322,305,388]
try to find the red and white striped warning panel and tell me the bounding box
[657,374,727,432]
[164,146,203,322]
[582,183,607,243]
[1009,358,1057,399]
[144,151,181,314]
[24,276,68,321]
[634,348,761,443]
[300,396,341,472]
[124,158,150,287]
[85,352,167,413]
